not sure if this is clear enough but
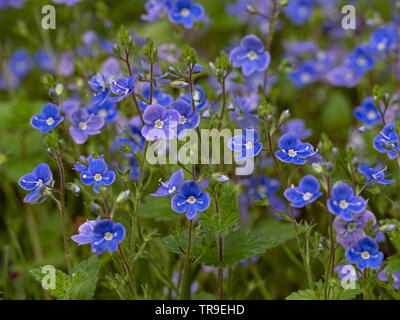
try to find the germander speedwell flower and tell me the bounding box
[275,133,315,165]
[30,103,64,133]
[18,163,53,203]
[69,108,104,144]
[141,104,180,140]
[345,237,383,270]
[228,126,263,162]
[151,169,184,196]
[373,122,400,159]
[284,175,322,208]
[89,73,110,106]
[358,163,394,185]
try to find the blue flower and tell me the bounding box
[35,49,55,73]
[373,122,400,159]
[288,60,318,88]
[230,95,260,127]
[18,163,53,203]
[86,98,118,122]
[181,85,207,111]
[280,118,312,139]
[284,175,322,208]
[171,180,210,219]
[139,84,173,110]
[326,65,363,88]
[69,108,104,144]
[369,25,397,53]
[151,169,184,196]
[141,0,166,22]
[345,46,375,73]
[358,163,394,185]
[327,183,366,221]
[230,34,271,77]
[345,237,383,270]
[141,104,180,140]
[171,99,200,138]
[228,126,263,162]
[89,73,110,105]
[378,269,400,290]
[74,155,115,193]
[353,97,381,126]
[334,210,376,249]
[71,218,126,255]
[110,75,137,102]
[8,49,32,80]
[167,0,204,29]
[275,133,315,165]
[249,175,280,200]
[283,0,314,26]
[30,103,64,133]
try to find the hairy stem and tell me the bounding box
[180,219,193,300]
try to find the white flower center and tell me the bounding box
[99,109,108,118]
[187,196,196,204]
[366,110,376,120]
[168,186,176,194]
[303,192,313,201]
[36,179,43,187]
[94,173,102,181]
[339,200,349,209]
[245,141,253,150]
[79,121,87,130]
[300,73,311,84]
[180,8,190,17]
[288,149,297,157]
[361,251,370,259]
[347,223,356,232]
[155,119,164,129]
[247,51,258,60]
[104,232,113,241]
[180,116,187,124]
[46,117,55,126]
[357,57,367,67]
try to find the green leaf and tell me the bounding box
[200,181,239,233]
[257,219,296,246]
[70,256,99,300]
[285,289,318,300]
[30,267,70,299]
[139,196,180,221]
[202,228,277,267]
[385,253,400,274]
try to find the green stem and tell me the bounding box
[180,219,193,300]
[118,245,137,299]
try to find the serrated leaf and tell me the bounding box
[385,253,400,274]
[285,289,318,300]
[257,220,296,246]
[201,228,277,267]
[70,256,99,300]
[30,267,70,299]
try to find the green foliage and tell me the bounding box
[385,254,400,275]
[30,268,70,299]
[285,289,318,300]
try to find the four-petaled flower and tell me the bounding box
[30,103,64,133]
[228,126,263,162]
[89,73,110,105]
[171,99,200,138]
[69,108,104,144]
[167,0,204,29]
[171,180,210,219]
[72,218,125,255]
[283,175,322,208]
[230,34,271,77]
[151,169,184,196]
[327,183,366,221]
[18,163,53,203]
[358,163,394,185]
[345,237,383,270]
[373,122,400,159]
[141,104,180,140]
[275,133,315,164]
[110,75,137,102]
[74,155,115,193]
[353,97,381,126]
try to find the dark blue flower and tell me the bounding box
[89,73,110,105]
[358,163,394,185]
[334,210,376,249]
[69,108,104,144]
[327,183,366,221]
[74,155,115,193]
[151,169,184,196]
[141,104,180,140]
[345,46,375,73]
[275,133,315,165]
[345,237,383,270]
[369,25,397,53]
[71,218,125,255]
[230,34,271,77]
[181,85,207,111]
[139,84,173,110]
[373,123,399,159]
[171,180,210,219]
[283,0,314,26]
[30,103,64,133]
[280,118,312,139]
[167,0,204,29]
[110,75,137,102]
[284,175,322,208]
[353,97,381,126]
[171,99,200,138]
[18,163,53,203]
[9,49,32,80]
[86,98,118,122]
[228,126,263,162]
[288,60,318,88]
